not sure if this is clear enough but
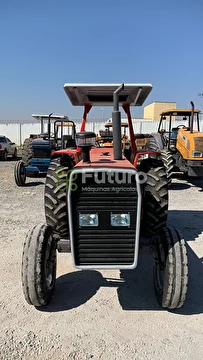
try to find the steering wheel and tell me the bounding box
[40,132,55,138]
[177,125,187,129]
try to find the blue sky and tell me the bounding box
[1,0,203,121]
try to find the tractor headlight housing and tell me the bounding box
[110,213,130,227]
[79,213,99,227]
[192,150,203,157]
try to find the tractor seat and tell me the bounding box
[124,147,131,161]
[66,139,76,148]
[61,135,76,148]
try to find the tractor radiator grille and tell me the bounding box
[70,172,138,266]
[33,148,51,158]
[194,137,203,153]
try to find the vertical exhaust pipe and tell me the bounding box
[112,84,124,160]
[48,113,53,138]
[190,101,194,133]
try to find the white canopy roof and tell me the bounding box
[63,83,152,106]
[32,114,69,121]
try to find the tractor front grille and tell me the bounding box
[33,148,51,158]
[69,170,138,267]
[194,137,203,153]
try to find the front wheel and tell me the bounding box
[13,148,17,158]
[14,160,26,186]
[153,227,188,309]
[21,224,57,306]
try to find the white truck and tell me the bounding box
[0,135,17,160]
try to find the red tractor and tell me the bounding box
[21,84,188,310]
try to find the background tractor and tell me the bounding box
[97,121,130,149]
[14,114,76,186]
[146,102,203,181]
[97,121,149,151]
[21,83,188,310]
[21,113,65,166]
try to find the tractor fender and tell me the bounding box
[150,133,164,150]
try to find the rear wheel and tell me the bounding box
[13,148,17,158]
[139,158,168,235]
[146,137,174,184]
[160,150,174,184]
[0,150,8,161]
[44,158,71,238]
[22,224,56,306]
[14,160,26,186]
[146,137,159,151]
[153,227,188,309]
[22,138,33,165]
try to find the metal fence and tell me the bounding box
[0,116,203,146]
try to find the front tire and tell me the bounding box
[22,224,57,306]
[153,227,188,309]
[14,160,26,186]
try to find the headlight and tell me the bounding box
[192,150,203,157]
[111,213,130,227]
[79,213,98,227]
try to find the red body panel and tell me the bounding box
[75,147,135,169]
[51,149,81,163]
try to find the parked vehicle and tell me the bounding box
[0,136,17,160]
[14,114,76,186]
[21,83,188,310]
[146,102,203,181]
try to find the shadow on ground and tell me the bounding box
[170,175,203,192]
[22,181,45,187]
[5,156,22,162]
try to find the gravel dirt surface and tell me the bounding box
[0,159,203,360]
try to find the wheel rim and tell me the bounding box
[44,234,56,289]
[154,243,165,292]
[20,164,26,182]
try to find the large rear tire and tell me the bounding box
[139,158,168,235]
[160,150,174,184]
[14,160,26,186]
[44,158,71,238]
[153,227,188,309]
[22,224,56,306]
[146,137,159,151]
[22,138,33,166]
[146,137,174,183]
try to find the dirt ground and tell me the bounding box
[0,159,203,360]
